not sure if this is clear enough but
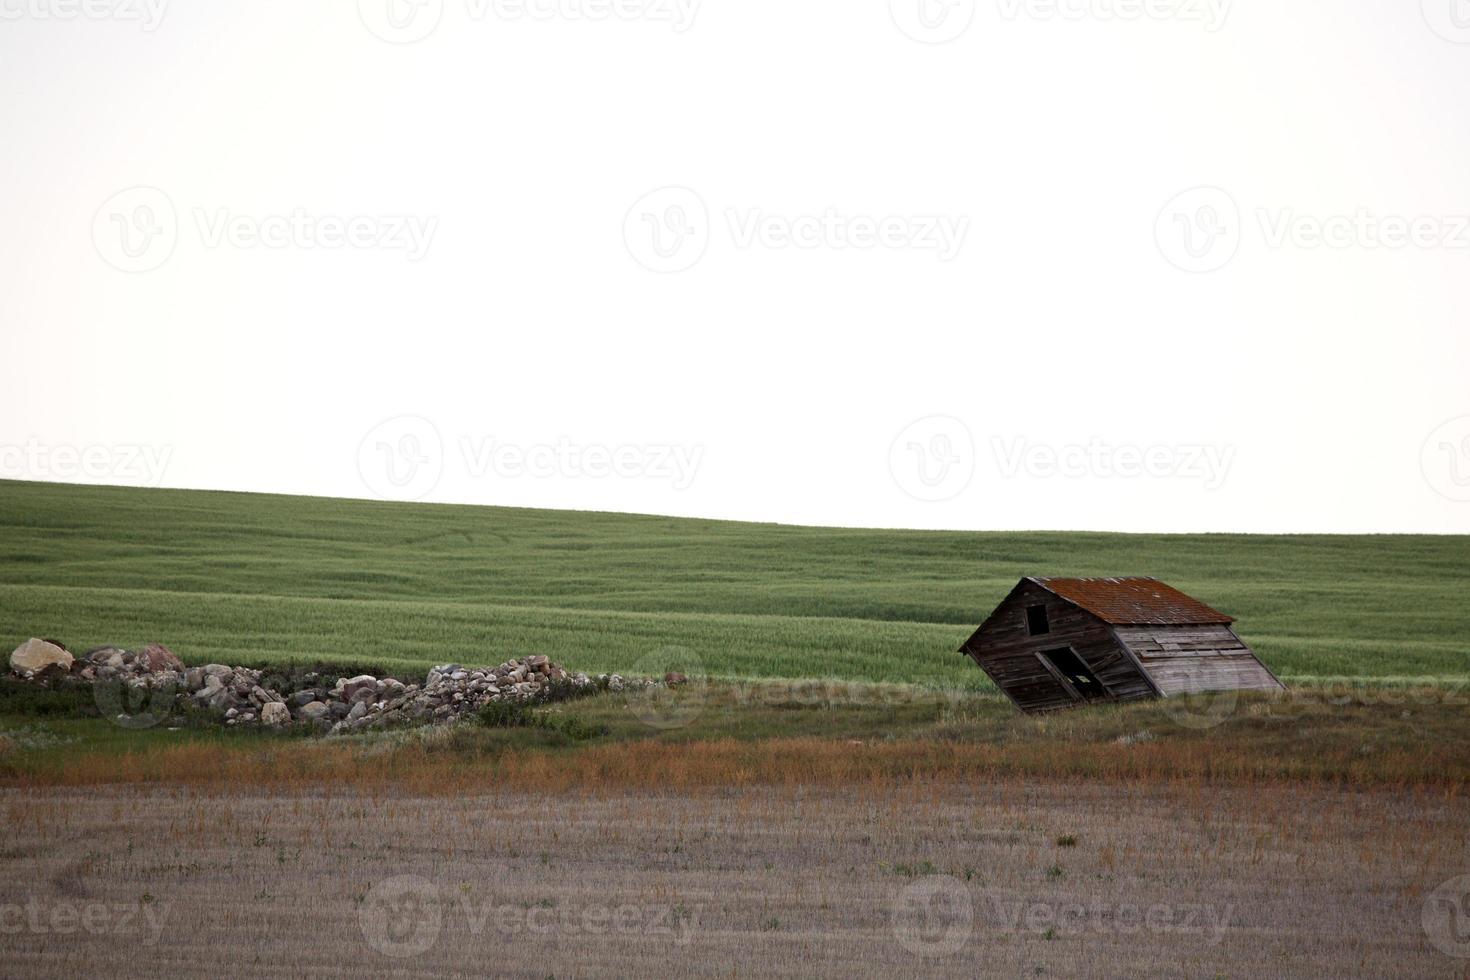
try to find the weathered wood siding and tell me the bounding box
[1113,625,1283,696]
[961,581,1156,713]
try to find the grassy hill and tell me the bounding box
[0,480,1465,687]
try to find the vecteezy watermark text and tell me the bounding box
[624,188,970,273]
[0,898,170,944]
[193,209,437,260]
[358,875,700,958]
[1156,186,1470,273]
[889,416,1236,503]
[357,0,700,43]
[893,875,1233,957]
[93,187,437,273]
[0,440,173,487]
[992,437,1235,490]
[996,0,1230,30]
[358,417,703,501]
[0,0,168,29]
[725,209,969,261]
[889,0,1229,44]
[460,437,701,487]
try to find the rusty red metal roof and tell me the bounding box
[1030,577,1234,626]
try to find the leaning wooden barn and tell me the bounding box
[959,577,1284,713]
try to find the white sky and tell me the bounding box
[2,0,1469,533]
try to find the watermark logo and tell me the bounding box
[358,416,444,501]
[358,0,444,43]
[1158,187,1470,272]
[359,877,700,951]
[1161,683,1240,730]
[626,189,970,272]
[360,875,442,958]
[1155,186,1240,273]
[1424,875,1470,958]
[890,0,975,43]
[0,0,169,30]
[1423,416,1470,503]
[624,187,709,273]
[1423,0,1470,43]
[357,420,702,499]
[626,646,708,730]
[0,440,173,486]
[892,875,974,956]
[889,416,975,503]
[94,676,178,730]
[93,188,437,272]
[93,187,178,274]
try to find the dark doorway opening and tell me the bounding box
[1040,648,1107,702]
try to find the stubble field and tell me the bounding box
[2,780,1466,978]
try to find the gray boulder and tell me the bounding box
[296,701,330,722]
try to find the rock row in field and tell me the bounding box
[7,637,627,735]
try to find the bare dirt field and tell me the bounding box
[3,779,1468,978]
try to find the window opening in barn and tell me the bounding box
[1026,605,1050,635]
[1040,648,1106,701]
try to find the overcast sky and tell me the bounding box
[2,0,1468,533]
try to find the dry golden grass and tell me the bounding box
[7,684,1470,794]
[5,732,1467,796]
[1,780,1467,978]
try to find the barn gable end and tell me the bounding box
[961,576,1283,714]
[959,579,1158,713]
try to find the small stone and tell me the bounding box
[260,702,290,726]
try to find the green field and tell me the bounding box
[0,480,1466,687]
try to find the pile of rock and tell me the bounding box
[327,656,612,735]
[8,637,612,735]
